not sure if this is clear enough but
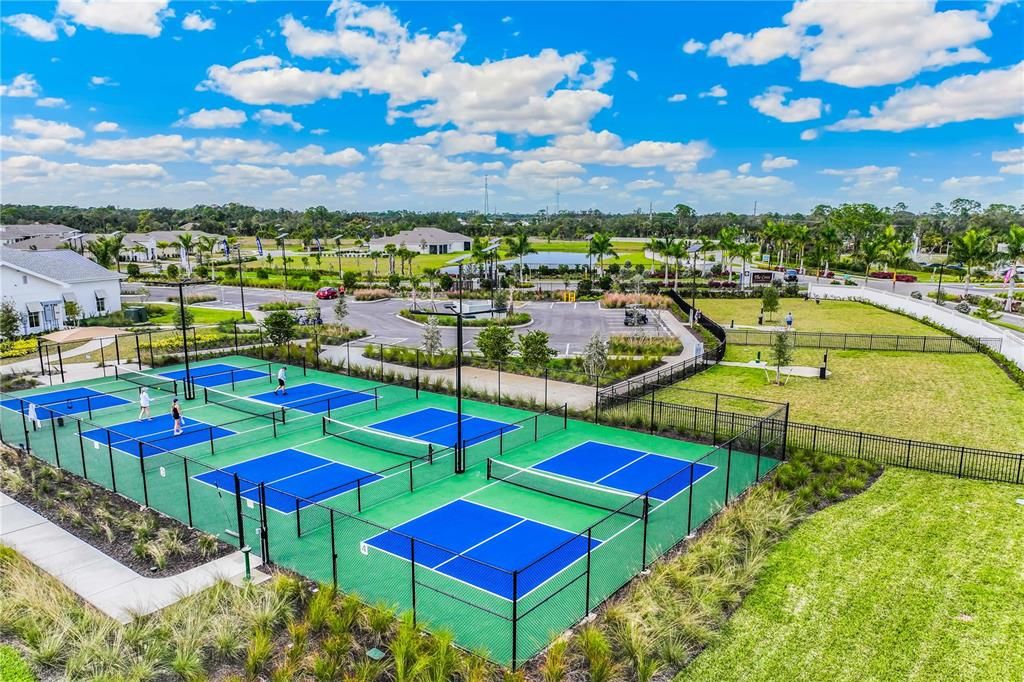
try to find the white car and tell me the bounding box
[997,264,1024,276]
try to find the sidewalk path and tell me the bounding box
[320,342,597,410]
[0,491,268,623]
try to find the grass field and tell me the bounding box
[672,349,1024,451]
[0,645,34,682]
[699,298,939,335]
[680,468,1024,682]
[146,303,252,325]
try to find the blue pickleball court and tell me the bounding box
[370,407,518,448]
[534,441,716,501]
[192,448,380,511]
[161,363,268,388]
[0,387,130,421]
[364,499,599,599]
[248,382,375,414]
[81,415,235,457]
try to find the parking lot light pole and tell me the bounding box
[235,246,247,319]
[935,263,945,305]
[277,230,290,297]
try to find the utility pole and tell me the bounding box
[483,175,490,216]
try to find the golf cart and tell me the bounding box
[624,303,649,326]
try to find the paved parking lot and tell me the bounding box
[146,285,673,355]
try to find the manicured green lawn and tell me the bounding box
[700,298,939,335]
[680,469,1024,682]
[672,350,1024,451]
[146,303,252,325]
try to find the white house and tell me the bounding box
[0,247,125,334]
[368,227,472,255]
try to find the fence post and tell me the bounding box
[497,361,502,406]
[258,483,270,562]
[544,368,549,410]
[50,417,61,469]
[233,474,245,549]
[37,338,45,376]
[594,375,600,424]
[649,395,656,434]
[77,419,87,477]
[712,394,719,444]
[56,345,65,383]
[641,495,650,569]
[957,446,966,478]
[755,421,763,479]
[724,441,733,503]
[295,498,302,537]
[511,570,519,671]
[136,334,143,369]
[346,341,352,375]
[781,403,790,460]
[99,337,107,377]
[106,430,117,492]
[183,459,193,527]
[905,440,913,469]
[686,463,695,534]
[137,442,149,507]
[410,539,417,627]
[584,528,592,616]
[148,331,155,367]
[379,343,384,381]
[330,509,338,589]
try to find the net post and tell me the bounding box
[356,479,363,512]
[499,430,504,456]
[231,370,236,391]
[544,368,549,410]
[533,415,538,441]
[408,462,414,492]
[87,394,93,420]
[296,497,302,537]
[114,334,121,365]
[302,350,307,376]
[563,403,568,429]
[641,494,650,570]
[107,430,117,492]
[410,538,417,627]
[329,509,338,589]
[273,412,278,438]
[511,570,519,671]
[77,419,87,477]
[50,417,61,469]
[584,527,592,616]
[233,474,245,549]
[321,416,326,436]
[374,387,379,412]
[183,458,193,527]
[137,441,149,508]
[427,444,433,465]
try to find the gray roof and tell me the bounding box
[0,247,125,284]
[369,227,471,246]
[0,223,77,240]
[3,235,77,251]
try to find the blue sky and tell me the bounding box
[1,0,1022,214]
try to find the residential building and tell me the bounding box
[367,227,472,255]
[0,247,125,334]
[0,223,83,250]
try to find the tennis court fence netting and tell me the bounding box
[0,385,786,668]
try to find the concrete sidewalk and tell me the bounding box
[0,492,268,623]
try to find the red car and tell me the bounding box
[315,286,339,300]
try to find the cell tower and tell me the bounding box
[555,179,561,215]
[483,175,490,215]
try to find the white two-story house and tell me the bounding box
[0,247,125,334]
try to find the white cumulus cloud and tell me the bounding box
[682,39,706,54]
[182,11,215,32]
[737,162,752,174]
[707,0,999,87]
[57,0,172,37]
[4,14,60,41]
[0,74,41,97]
[667,93,687,103]
[940,175,1004,192]
[12,116,84,140]
[992,148,1024,175]
[750,85,825,122]
[35,97,68,108]
[699,84,727,99]
[513,129,713,172]
[253,109,303,131]
[93,121,122,133]
[828,62,1024,133]
[821,165,900,192]
[762,154,798,171]
[175,107,247,129]
[800,129,819,141]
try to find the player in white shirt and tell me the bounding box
[138,387,152,421]
[275,366,288,396]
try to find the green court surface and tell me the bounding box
[0,355,782,666]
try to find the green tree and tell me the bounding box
[588,232,617,275]
[761,285,780,321]
[166,263,180,279]
[0,300,22,340]
[342,270,358,291]
[646,236,670,285]
[950,228,994,297]
[262,310,296,346]
[476,325,515,366]
[333,293,349,325]
[731,242,757,290]
[63,299,82,325]
[175,233,195,274]
[518,330,555,369]
[172,305,195,329]
[581,331,608,384]
[859,239,885,278]
[769,330,793,385]
[422,316,443,356]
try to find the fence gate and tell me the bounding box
[235,474,270,561]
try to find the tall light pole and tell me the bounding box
[334,233,345,289]
[142,278,211,400]
[235,246,247,318]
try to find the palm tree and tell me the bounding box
[761,220,787,267]
[860,239,885,279]
[422,267,439,310]
[86,236,116,269]
[718,226,740,281]
[470,237,491,278]
[1003,224,1024,311]
[950,228,994,297]
[697,235,717,276]
[646,236,670,285]
[384,244,398,275]
[106,232,125,273]
[665,239,688,288]
[369,250,383,282]
[731,242,757,290]
[196,234,218,278]
[588,232,617,275]
[503,231,536,284]
[176,233,195,275]
[789,224,810,273]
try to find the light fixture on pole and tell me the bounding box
[410,254,501,474]
[686,242,703,314]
